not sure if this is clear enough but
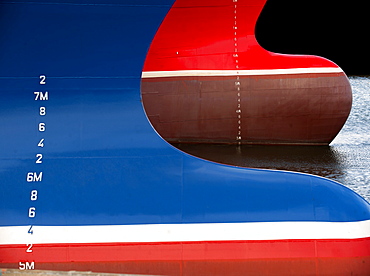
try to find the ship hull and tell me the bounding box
[2,222,370,275]
[142,71,351,145]
[142,0,352,145]
[0,1,368,275]
[2,240,370,276]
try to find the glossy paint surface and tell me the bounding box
[0,0,369,275]
[143,0,336,71]
[142,0,352,145]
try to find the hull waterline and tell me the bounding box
[0,0,368,275]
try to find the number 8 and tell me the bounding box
[30,190,38,201]
[40,107,46,116]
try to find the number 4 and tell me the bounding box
[38,138,45,148]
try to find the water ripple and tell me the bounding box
[175,76,370,203]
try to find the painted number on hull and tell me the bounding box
[26,244,33,253]
[39,75,46,85]
[34,91,48,101]
[35,154,43,164]
[30,190,38,201]
[39,107,46,116]
[38,123,45,132]
[21,75,49,270]
[19,262,35,270]
[26,172,43,182]
[28,207,36,218]
[38,138,45,148]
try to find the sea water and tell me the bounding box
[174,76,370,203]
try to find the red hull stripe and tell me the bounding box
[1,238,370,263]
[143,0,341,72]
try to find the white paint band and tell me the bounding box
[141,67,343,78]
[1,220,369,245]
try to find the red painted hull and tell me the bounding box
[141,0,352,145]
[2,238,370,275]
[0,1,368,276]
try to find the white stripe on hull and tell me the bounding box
[141,67,343,78]
[1,220,369,245]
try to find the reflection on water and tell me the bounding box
[173,76,370,203]
[174,144,345,176]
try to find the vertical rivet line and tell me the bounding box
[233,0,241,144]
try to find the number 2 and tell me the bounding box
[35,154,42,164]
[40,75,46,85]
[26,244,33,253]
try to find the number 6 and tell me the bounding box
[38,123,45,132]
[28,207,36,218]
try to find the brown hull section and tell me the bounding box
[3,257,370,276]
[141,72,352,145]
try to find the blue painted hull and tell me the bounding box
[0,1,369,275]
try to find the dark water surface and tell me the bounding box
[174,76,370,203]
